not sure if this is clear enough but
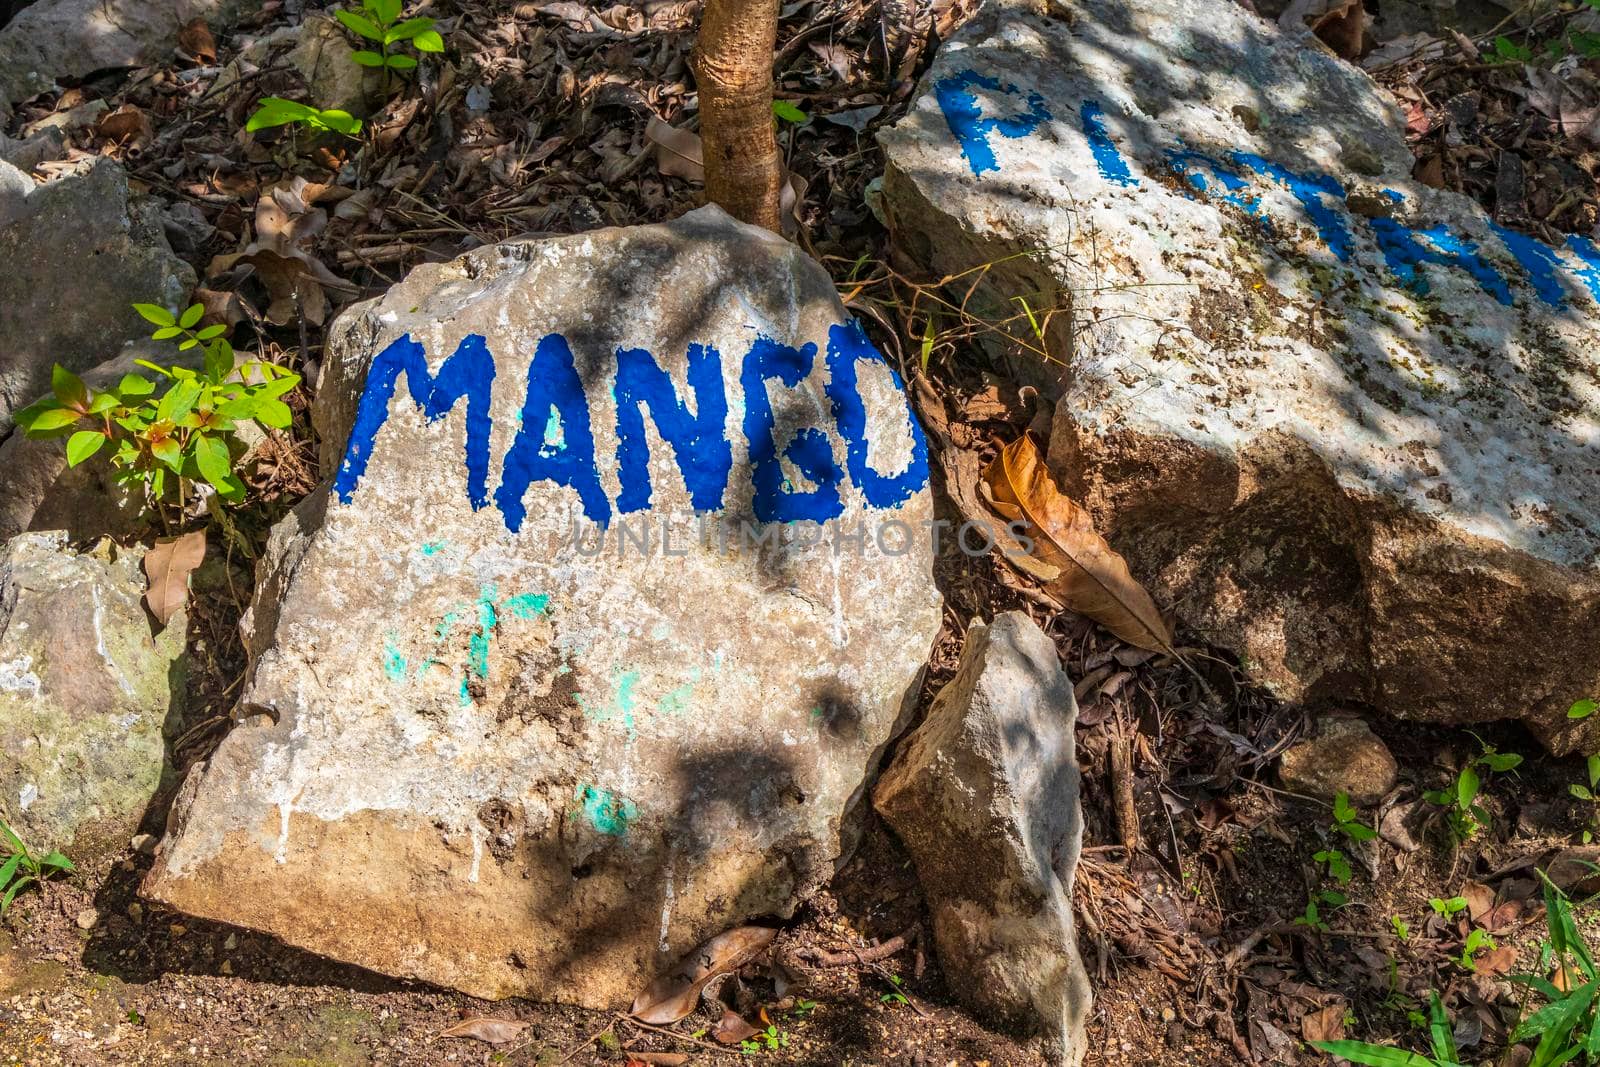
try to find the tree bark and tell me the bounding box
[693,0,783,232]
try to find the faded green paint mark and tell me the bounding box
[658,681,694,716]
[420,541,448,557]
[614,668,642,731]
[502,592,551,620]
[576,784,636,835]
[382,637,407,682]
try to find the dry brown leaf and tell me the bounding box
[143,530,206,628]
[628,1054,689,1066]
[645,117,703,183]
[208,187,356,325]
[178,17,217,64]
[1463,881,1496,923]
[630,926,777,1025]
[1301,1004,1346,1044]
[983,434,1173,651]
[439,1017,530,1045]
[96,105,154,146]
[711,1009,760,1045]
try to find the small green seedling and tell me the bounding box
[1430,896,1468,920]
[1315,793,1377,887]
[0,818,74,915]
[336,0,443,73]
[790,998,818,1018]
[1295,889,1348,934]
[246,97,363,136]
[771,99,808,124]
[1503,871,1600,1067]
[1423,739,1522,842]
[14,302,300,511]
[1312,991,1465,1067]
[879,974,909,1006]
[1456,927,1496,972]
[740,1022,790,1055]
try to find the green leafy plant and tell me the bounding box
[1430,895,1467,920]
[13,302,300,514]
[1488,35,1534,63]
[1424,739,1522,842]
[1315,793,1377,886]
[1312,991,1464,1066]
[1391,915,1411,942]
[771,99,808,124]
[335,0,443,74]
[245,97,363,136]
[739,1022,791,1055]
[1503,872,1600,1067]
[1295,889,1348,934]
[879,974,909,1006]
[790,998,818,1018]
[1456,927,1496,972]
[0,818,74,915]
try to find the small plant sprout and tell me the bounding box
[0,817,74,915]
[1391,915,1410,942]
[771,99,808,124]
[336,0,444,74]
[1312,991,1465,1067]
[1295,889,1348,934]
[879,974,910,1006]
[1423,738,1522,842]
[1502,871,1600,1067]
[790,998,818,1018]
[1456,927,1497,972]
[13,302,300,515]
[246,97,363,136]
[1430,896,1468,921]
[1314,793,1376,887]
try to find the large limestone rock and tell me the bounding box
[875,612,1089,1063]
[0,0,243,105]
[0,160,194,436]
[881,0,1600,753]
[0,533,186,855]
[144,206,942,1005]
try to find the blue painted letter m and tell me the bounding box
[333,334,497,507]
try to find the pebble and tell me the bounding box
[74,908,97,930]
[126,902,142,923]
[130,833,157,855]
[223,933,237,951]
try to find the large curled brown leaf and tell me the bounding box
[143,529,207,628]
[983,434,1174,652]
[629,926,777,1025]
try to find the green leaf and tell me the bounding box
[1457,766,1479,809]
[66,430,107,466]
[1571,699,1599,720]
[1342,822,1378,842]
[253,397,293,429]
[385,15,433,41]
[133,360,175,378]
[385,53,418,70]
[132,303,176,327]
[0,820,25,857]
[151,325,183,340]
[117,373,155,396]
[150,437,183,472]
[352,49,386,67]
[1588,754,1600,790]
[194,324,227,341]
[179,303,204,329]
[88,391,120,414]
[1,875,33,914]
[1308,1041,1437,1066]
[1333,792,1355,824]
[205,343,233,384]
[316,109,363,135]
[370,0,401,25]
[1574,784,1595,801]
[193,434,233,490]
[246,97,315,132]
[0,853,21,888]
[38,852,72,873]
[157,379,203,422]
[1482,752,1522,772]
[26,407,81,432]
[52,364,88,409]
[772,99,808,123]
[252,374,301,400]
[334,8,385,39]
[411,28,444,52]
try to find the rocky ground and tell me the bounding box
[4,0,1600,1064]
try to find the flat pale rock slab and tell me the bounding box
[144,207,942,1005]
[881,0,1600,751]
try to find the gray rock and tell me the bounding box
[0,532,186,856]
[875,612,1089,1063]
[288,15,385,118]
[0,127,65,171]
[1278,716,1398,806]
[0,0,245,106]
[143,206,943,1006]
[0,159,194,436]
[880,0,1600,754]
[0,342,203,542]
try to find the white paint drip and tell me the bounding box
[19,783,37,811]
[274,802,292,864]
[468,829,484,884]
[94,583,135,698]
[657,853,676,952]
[828,552,847,646]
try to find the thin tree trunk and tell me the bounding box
[693,0,783,232]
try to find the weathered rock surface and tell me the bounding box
[144,206,942,1005]
[1278,716,1398,806]
[0,533,186,855]
[876,612,1089,1062]
[881,0,1600,752]
[0,0,243,106]
[0,159,194,436]
[0,343,203,542]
